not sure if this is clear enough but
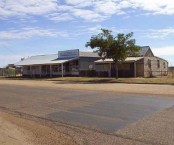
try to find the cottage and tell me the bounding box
[95,46,168,77]
[15,46,168,78]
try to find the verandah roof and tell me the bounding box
[95,57,143,64]
[15,54,78,66]
[15,51,100,66]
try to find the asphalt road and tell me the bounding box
[0,84,174,134]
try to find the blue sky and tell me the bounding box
[0,0,174,67]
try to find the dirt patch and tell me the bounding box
[0,111,77,145]
[0,114,31,145]
[0,110,149,145]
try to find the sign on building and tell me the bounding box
[58,49,79,58]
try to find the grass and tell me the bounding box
[46,76,174,84]
[1,75,174,85]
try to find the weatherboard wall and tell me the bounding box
[144,57,168,77]
[79,57,100,71]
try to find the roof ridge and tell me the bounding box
[79,51,95,52]
[30,53,57,57]
[140,46,150,48]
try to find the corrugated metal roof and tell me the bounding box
[15,51,99,66]
[15,54,79,66]
[15,47,149,66]
[139,46,150,56]
[95,57,143,63]
[79,51,99,57]
[80,47,150,57]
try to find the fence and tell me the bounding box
[0,68,22,77]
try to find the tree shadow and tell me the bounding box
[51,79,117,84]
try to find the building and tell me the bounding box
[15,49,99,77]
[15,47,168,78]
[168,66,174,71]
[95,46,168,77]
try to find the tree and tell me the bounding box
[86,29,140,79]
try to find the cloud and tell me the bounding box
[85,25,128,35]
[1,0,174,22]
[129,28,174,39]
[62,0,174,20]
[0,54,34,67]
[73,25,174,41]
[0,41,9,46]
[151,46,174,66]
[65,0,93,8]
[86,25,103,34]
[47,13,74,22]
[0,0,58,18]
[146,28,174,39]
[94,1,120,15]
[71,25,102,37]
[129,0,174,15]
[152,46,174,56]
[62,0,124,21]
[0,27,69,40]
[70,8,107,21]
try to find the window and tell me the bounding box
[157,60,160,68]
[163,62,166,69]
[69,60,79,72]
[58,65,63,72]
[25,66,30,71]
[148,59,151,69]
[52,65,59,72]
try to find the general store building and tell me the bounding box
[15,49,99,77]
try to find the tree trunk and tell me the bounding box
[115,62,119,79]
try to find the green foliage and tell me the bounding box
[86,29,140,63]
[86,29,140,78]
[1,68,16,77]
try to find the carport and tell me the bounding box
[95,57,144,77]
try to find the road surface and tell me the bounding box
[0,83,173,134]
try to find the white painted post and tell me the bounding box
[39,65,42,78]
[50,65,52,77]
[61,63,64,77]
[30,66,32,77]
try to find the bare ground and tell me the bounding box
[0,79,173,96]
[0,111,77,145]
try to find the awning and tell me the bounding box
[15,54,78,66]
[95,57,143,64]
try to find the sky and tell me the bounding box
[0,0,174,67]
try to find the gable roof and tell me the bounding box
[138,46,150,56]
